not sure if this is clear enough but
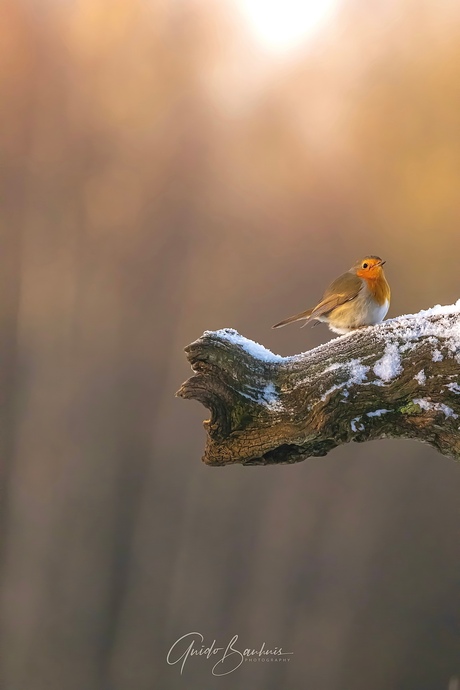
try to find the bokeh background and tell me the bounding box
[2,0,460,688]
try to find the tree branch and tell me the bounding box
[177,303,460,466]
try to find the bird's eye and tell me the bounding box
[362,262,368,269]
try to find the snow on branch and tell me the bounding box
[177,302,460,466]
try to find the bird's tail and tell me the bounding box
[272,308,313,329]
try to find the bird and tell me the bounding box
[272,256,390,335]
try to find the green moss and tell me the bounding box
[399,401,422,415]
[231,402,254,431]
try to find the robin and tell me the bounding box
[272,256,390,334]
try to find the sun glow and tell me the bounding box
[234,0,339,53]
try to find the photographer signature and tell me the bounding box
[167,631,293,676]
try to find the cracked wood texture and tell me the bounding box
[177,307,460,465]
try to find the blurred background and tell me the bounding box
[1,0,460,688]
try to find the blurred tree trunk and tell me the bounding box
[0,2,213,689]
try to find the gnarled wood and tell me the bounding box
[177,304,460,465]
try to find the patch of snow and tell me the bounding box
[212,329,285,363]
[239,382,283,411]
[405,300,460,318]
[351,416,365,432]
[321,384,346,400]
[323,362,343,373]
[366,409,391,417]
[373,343,402,382]
[413,398,458,419]
[446,382,460,394]
[399,342,416,353]
[348,359,370,385]
[414,370,426,385]
[320,358,369,401]
[382,301,460,359]
[261,382,283,411]
[364,379,385,387]
[432,349,443,362]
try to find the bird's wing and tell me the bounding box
[310,271,363,318]
[272,272,363,329]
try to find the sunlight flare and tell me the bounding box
[234,0,339,53]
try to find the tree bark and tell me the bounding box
[177,305,460,465]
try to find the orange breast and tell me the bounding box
[365,275,391,306]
